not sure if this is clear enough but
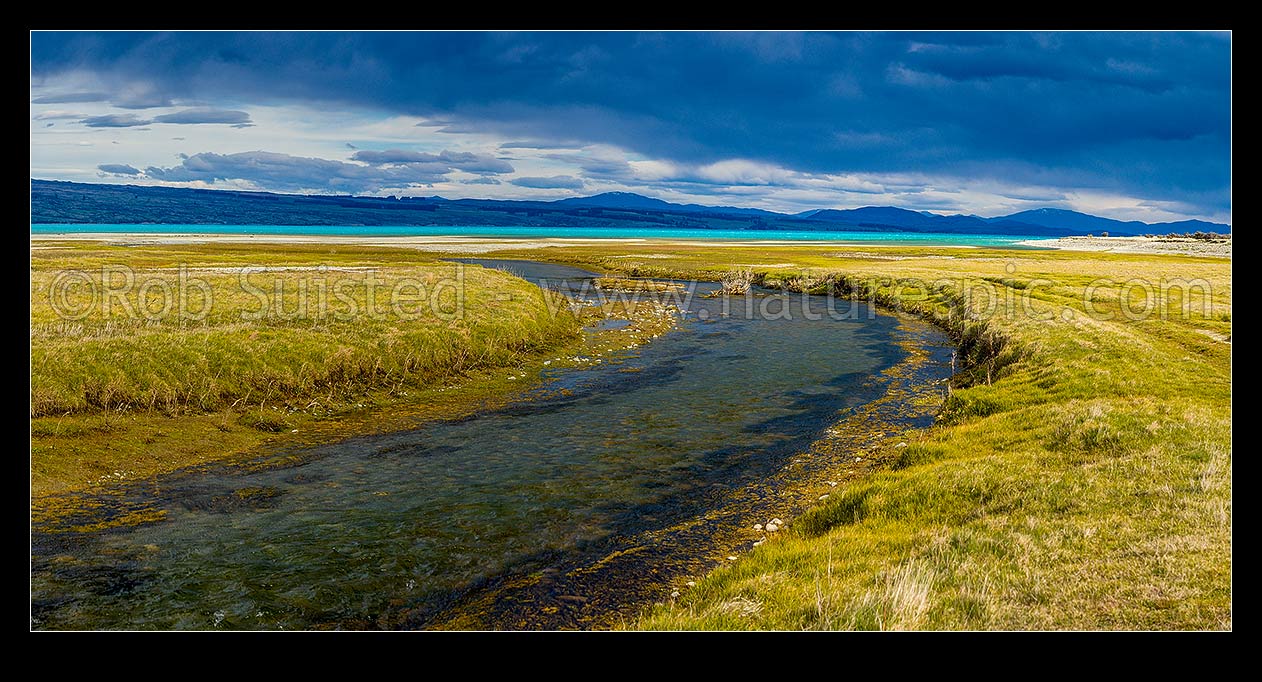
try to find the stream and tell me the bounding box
[31,260,953,630]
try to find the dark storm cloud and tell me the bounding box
[351,149,513,174]
[32,110,86,120]
[30,31,1231,215]
[113,92,174,109]
[545,150,634,180]
[97,163,141,176]
[81,113,151,128]
[152,107,253,125]
[142,150,478,192]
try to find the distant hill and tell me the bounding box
[553,192,677,211]
[993,208,1133,233]
[987,208,1229,236]
[798,205,1230,236]
[807,206,946,228]
[1152,219,1232,233]
[803,206,1011,232]
[29,180,1230,236]
[554,191,781,218]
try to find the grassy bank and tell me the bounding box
[30,237,1231,629]
[30,242,590,496]
[477,241,1230,630]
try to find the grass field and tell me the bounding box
[29,238,1231,629]
[471,241,1231,630]
[30,242,594,496]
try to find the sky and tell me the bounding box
[30,31,1231,223]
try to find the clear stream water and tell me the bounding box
[30,223,1051,247]
[30,261,954,630]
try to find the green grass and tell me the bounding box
[462,240,1229,630]
[29,238,1231,628]
[31,242,580,417]
[593,277,682,293]
[29,242,587,496]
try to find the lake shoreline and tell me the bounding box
[1016,235,1231,257]
[30,231,1036,251]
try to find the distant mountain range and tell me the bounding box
[787,205,1226,236]
[553,191,782,218]
[29,180,1230,236]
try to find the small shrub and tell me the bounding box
[719,268,755,294]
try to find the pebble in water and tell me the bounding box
[765,523,779,532]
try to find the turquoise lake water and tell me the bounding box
[30,224,1051,247]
